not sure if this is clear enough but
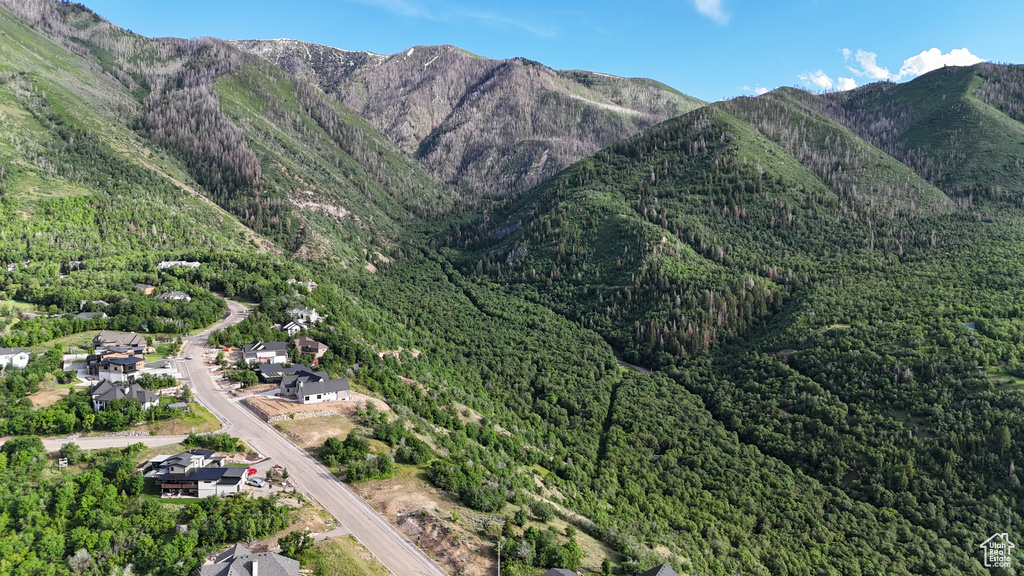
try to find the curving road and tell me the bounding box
[181,299,448,576]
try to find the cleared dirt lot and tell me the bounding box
[246,392,391,419]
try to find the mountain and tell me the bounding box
[3,1,1024,574]
[449,63,1024,575]
[816,63,1024,203]
[0,0,457,268]
[234,39,704,199]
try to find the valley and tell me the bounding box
[0,1,1022,575]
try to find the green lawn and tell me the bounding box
[30,330,100,356]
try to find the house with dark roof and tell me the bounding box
[257,363,311,384]
[156,449,250,498]
[0,347,31,370]
[98,355,146,382]
[201,544,299,576]
[89,379,158,412]
[93,331,147,349]
[280,369,349,404]
[74,311,107,320]
[242,340,289,365]
[638,564,681,576]
[155,290,192,302]
[282,320,306,337]
[541,570,579,576]
[292,336,328,359]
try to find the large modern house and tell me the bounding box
[285,305,320,324]
[89,379,159,412]
[201,544,299,576]
[0,347,31,370]
[292,336,328,359]
[97,355,146,382]
[257,363,311,384]
[280,368,349,404]
[241,340,289,365]
[92,331,148,349]
[153,449,249,497]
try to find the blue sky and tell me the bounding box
[82,0,1024,102]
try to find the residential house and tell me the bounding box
[79,299,109,310]
[135,283,156,295]
[98,356,146,382]
[638,564,682,576]
[541,570,579,576]
[155,290,192,302]
[292,336,328,359]
[89,379,158,412]
[241,340,289,365]
[93,331,147,349]
[282,320,306,337]
[201,544,299,576]
[74,311,107,320]
[285,305,320,324]
[286,279,318,292]
[257,363,310,384]
[157,260,201,270]
[154,449,249,498]
[0,347,31,370]
[280,368,349,404]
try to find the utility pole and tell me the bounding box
[497,539,501,576]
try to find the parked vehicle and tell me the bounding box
[246,467,257,476]
[247,478,264,488]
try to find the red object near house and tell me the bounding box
[246,467,257,476]
[222,347,232,352]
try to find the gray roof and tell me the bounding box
[541,570,579,576]
[90,380,157,404]
[155,290,191,300]
[0,347,30,355]
[243,340,288,353]
[75,311,105,320]
[94,331,147,347]
[102,356,145,366]
[297,376,349,397]
[638,564,681,576]
[259,364,310,378]
[293,336,327,351]
[201,545,299,576]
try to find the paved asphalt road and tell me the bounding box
[181,299,448,576]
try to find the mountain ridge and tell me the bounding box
[233,38,704,199]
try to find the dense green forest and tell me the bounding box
[1,1,1023,574]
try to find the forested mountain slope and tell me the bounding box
[448,71,1024,573]
[0,0,455,267]
[817,63,1024,202]
[234,39,704,199]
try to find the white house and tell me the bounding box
[280,369,350,404]
[241,340,289,365]
[0,347,31,369]
[285,305,320,324]
[282,320,306,337]
[155,449,249,498]
[157,261,201,270]
[155,290,192,302]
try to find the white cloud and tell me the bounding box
[755,86,768,95]
[841,48,852,61]
[692,0,729,24]
[836,77,857,91]
[849,50,893,80]
[799,70,834,91]
[896,47,984,79]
